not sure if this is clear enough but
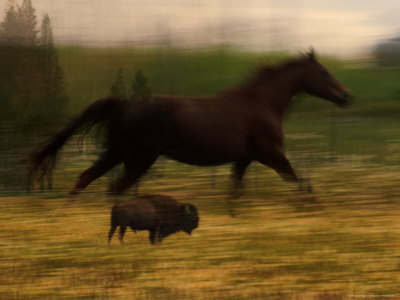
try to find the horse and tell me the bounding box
[29,50,350,196]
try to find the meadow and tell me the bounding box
[1,47,400,299]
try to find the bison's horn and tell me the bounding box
[185,204,191,215]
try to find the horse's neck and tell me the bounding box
[223,67,302,116]
[259,71,301,116]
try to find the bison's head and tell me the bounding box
[180,203,199,235]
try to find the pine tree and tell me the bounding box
[0,0,19,44]
[0,0,40,128]
[0,1,20,118]
[109,68,127,99]
[0,2,67,130]
[38,13,67,125]
[17,0,37,45]
[0,1,68,191]
[9,0,39,130]
[130,70,151,101]
[0,0,37,45]
[39,14,53,46]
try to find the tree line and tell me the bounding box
[0,0,67,132]
[0,0,153,191]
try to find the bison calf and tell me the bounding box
[108,194,199,245]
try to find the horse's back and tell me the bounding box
[111,94,280,165]
[154,96,254,164]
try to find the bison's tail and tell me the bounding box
[28,98,127,182]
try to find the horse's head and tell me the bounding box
[299,49,351,107]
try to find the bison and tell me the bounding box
[108,194,199,245]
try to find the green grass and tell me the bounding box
[58,46,270,114]
[57,46,400,113]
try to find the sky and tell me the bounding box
[1,0,399,57]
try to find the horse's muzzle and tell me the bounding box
[334,89,352,107]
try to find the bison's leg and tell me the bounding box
[108,225,117,244]
[129,225,137,234]
[156,227,164,243]
[149,228,157,245]
[118,226,127,244]
[70,150,121,195]
[110,154,158,194]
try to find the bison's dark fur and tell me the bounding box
[108,194,199,245]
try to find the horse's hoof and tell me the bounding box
[69,189,79,195]
[298,178,313,193]
[303,195,318,203]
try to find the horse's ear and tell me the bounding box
[307,47,316,61]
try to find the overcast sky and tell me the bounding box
[1,0,399,56]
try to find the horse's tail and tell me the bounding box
[28,98,127,181]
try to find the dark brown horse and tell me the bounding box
[29,50,350,195]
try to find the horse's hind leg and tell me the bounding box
[70,150,121,195]
[110,154,158,194]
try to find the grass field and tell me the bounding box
[1,158,400,299]
[2,47,400,299]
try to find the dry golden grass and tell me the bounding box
[1,160,400,299]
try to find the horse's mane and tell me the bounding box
[220,56,309,96]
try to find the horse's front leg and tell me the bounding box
[256,142,312,193]
[225,160,252,217]
[230,160,251,198]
